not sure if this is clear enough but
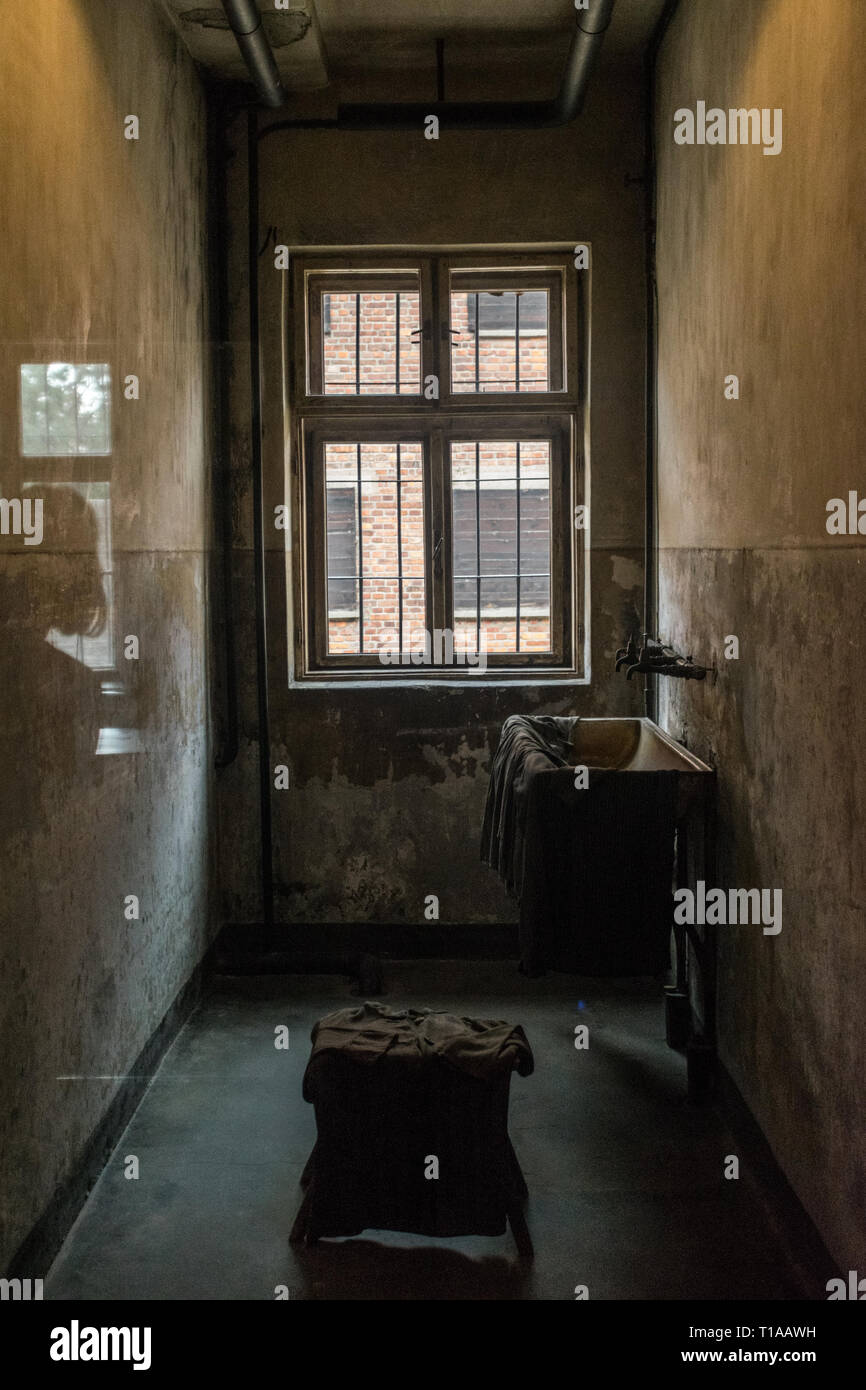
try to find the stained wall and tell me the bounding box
[219,53,649,926]
[0,0,214,1267]
[655,0,866,1268]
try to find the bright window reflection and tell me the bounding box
[20,363,111,456]
[24,480,115,670]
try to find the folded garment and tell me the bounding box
[481,714,579,897]
[303,1000,533,1096]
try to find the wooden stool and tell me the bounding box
[290,1004,534,1258]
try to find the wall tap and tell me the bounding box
[616,632,713,681]
[614,633,639,672]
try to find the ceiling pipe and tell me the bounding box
[338,0,616,129]
[551,0,617,125]
[222,0,616,127]
[221,0,286,108]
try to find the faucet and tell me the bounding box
[614,632,639,672]
[615,633,712,681]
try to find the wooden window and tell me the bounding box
[306,270,426,398]
[290,251,585,680]
[449,272,563,394]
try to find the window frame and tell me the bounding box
[303,420,435,672]
[289,249,587,684]
[445,266,565,398]
[298,258,434,405]
[300,411,576,679]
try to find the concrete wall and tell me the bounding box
[0,0,214,1267]
[655,0,866,1269]
[219,55,649,925]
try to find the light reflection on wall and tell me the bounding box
[20,363,112,457]
[18,363,114,672]
[23,481,115,671]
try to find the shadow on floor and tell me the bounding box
[292,1238,530,1300]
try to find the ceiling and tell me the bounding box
[163,0,668,93]
[316,0,669,66]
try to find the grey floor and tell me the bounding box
[45,962,824,1301]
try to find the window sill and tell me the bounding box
[288,672,589,690]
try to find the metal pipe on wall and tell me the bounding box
[209,93,240,769]
[341,0,615,129]
[221,0,615,128]
[247,106,275,929]
[642,0,681,721]
[222,0,286,108]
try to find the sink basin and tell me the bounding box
[569,718,713,819]
[571,718,712,774]
[483,714,715,978]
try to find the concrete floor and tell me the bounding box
[45,962,824,1301]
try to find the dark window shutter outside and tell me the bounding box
[467,290,547,336]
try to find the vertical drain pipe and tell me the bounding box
[643,0,681,721]
[210,95,239,769]
[643,40,659,722]
[247,106,274,931]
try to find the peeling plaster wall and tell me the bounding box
[655,0,866,1268]
[0,1,214,1267]
[219,55,648,926]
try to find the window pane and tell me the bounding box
[468,290,547,335]
[326,487,358,614]
[450,290,549,394]
[20,363,111,456]
[321,291,421,396]
[325,442,425,657]
[450,440,551,654]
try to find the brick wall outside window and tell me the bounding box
[322,294,552,658]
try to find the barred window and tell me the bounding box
[291,250,585,679]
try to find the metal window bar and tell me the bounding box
[475,441,481,651]
[354,292,361,395]
[457,292,549,391]
[516,442,521,651]
[395,293,401,395]
[356,443,364,650]
[396,442,403,656]
[515,294,521,392]
[327,295,408,393]
[456,378,548,388]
